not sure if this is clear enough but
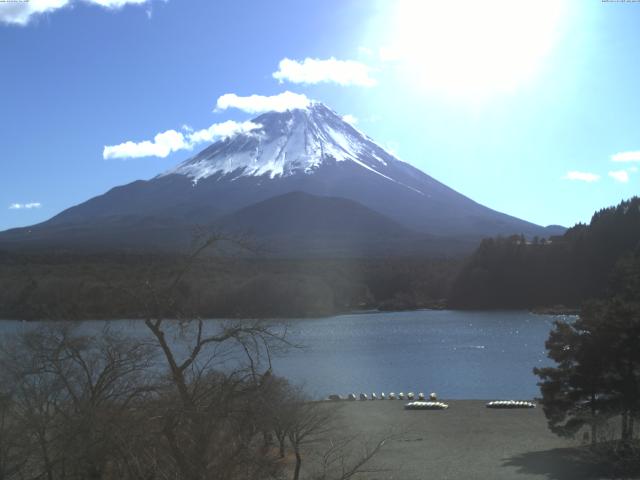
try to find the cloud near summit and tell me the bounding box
[104,90,313,160]
[215,91,311,114]
[103,120,261,160]
[272,57,377,87]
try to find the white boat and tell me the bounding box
[404,401,449,410]
[486,400,535,409]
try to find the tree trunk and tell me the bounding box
[293,447,302,480]
[38,434,55,480]
[279,438,286,459]
[590,393,597,447]
[622,410,630,442]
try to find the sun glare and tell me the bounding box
[381,0,566,100]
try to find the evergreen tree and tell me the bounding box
[535,293,640,445]
[534,312,610,444]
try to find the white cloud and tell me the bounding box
[608,170,629,183]
[89,0,147,7]
[611,151,640,163]
[103,129,188,159]
[342,114,358,125]
[0,0,69,25]
[9,202,41,210]
[272,57,377,87]
[216,91,311,114]
[563,171,600,182]
[628,166,638,173]
[186,120,261,144]
[103,120,261,159]
[1,0,151,26]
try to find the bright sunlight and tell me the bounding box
[380,0,566,99]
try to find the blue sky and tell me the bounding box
[1,0,639,232]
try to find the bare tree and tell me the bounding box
[0,233,391,480]
[134,234,292,480]
[277,387,394,480]
[0,391,28,480]
[311,435,390,480]
[0,323,156,480]
[286,395,335,480]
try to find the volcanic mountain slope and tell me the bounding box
[0,102,563,254]
[214,191,478,256]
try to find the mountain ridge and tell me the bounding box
[0,102,564,254]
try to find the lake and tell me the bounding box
[0,310,571,400]
[272,309,567,400]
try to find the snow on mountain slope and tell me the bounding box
[164,102,418,192]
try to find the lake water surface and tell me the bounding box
[1,310,571,400]
[272,310,568,400]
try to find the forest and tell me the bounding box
[2,196,639,320]
[0,250,459,320]
[450,197,640,310]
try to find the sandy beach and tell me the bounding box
[317,400,605,480]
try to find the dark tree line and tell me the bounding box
[0,252,460,320]
[450,196,640,309]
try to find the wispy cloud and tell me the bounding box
[563,171,600,182]
[608,170,629,183]
[342,114,358,125]
[9,202,41,210]
[611,151,640,163]
[103,120,261,159]
[90,0,147,7]
[216,91,311,114]
[104,129,188,159]
[1,0,152,26]
[273,57,377,87]
[186,120,261,144]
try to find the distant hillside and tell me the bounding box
[450,196,640,309]
[215,191,476,257]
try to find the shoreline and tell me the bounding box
[1,305,580,322]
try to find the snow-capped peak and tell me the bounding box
[163,102,401,183]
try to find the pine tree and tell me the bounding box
[535,296,640,445]
[534,312,610,444]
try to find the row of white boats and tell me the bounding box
[485,400,536,409]
[326,394,536,410]
[328,392,438,402]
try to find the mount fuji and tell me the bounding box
[0,103,563,255]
